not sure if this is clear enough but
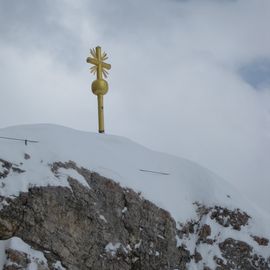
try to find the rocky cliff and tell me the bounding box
[0,125,269,269]
[0,160,269,269]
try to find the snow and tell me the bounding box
[0,124,269,267]
[99,214,108,223]
[134,240,142,249]
[52,260,66,270]
[0,164,6,174]
[57,167,91,189]
[105,242,121,256]
[0,124,269,225]
[0,237,66,269]
[0,124,260,222]
[0,237,48,269]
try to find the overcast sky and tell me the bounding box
[0,0,269,213]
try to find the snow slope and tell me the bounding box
[0,124,269,268]
[0,124,267,222]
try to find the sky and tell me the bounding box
[0,0,269,213]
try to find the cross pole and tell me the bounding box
[86,46,111,133]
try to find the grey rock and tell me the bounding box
[0,160,269,270]
[218,238,270,270]
[0,161,184,270]
[0,158,25,179]
[24,153,31,160]
[252,235,269,246]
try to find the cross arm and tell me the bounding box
[86,57,111,70]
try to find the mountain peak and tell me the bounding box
[0,124,269,269]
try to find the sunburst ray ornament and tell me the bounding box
[86,46,111,133]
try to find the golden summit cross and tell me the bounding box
[86,46,111,133]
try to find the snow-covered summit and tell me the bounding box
[0,124,270,269]
[0,124,268,225]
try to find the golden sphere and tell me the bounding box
[91,79,108,95]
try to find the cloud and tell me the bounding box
[0,0,270,213]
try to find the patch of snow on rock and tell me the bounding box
[0,237,48,269]
[105,242,121,256]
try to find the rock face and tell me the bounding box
[0,158,25,179]
[0,160,269,270]
[177,203,270,269]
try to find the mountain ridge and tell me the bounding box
[0,124,269,269]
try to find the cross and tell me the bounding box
[86,46,111,80]
[86,46,111,134]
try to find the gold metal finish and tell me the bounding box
[86,46,111,133]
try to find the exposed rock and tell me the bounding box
[4,249,29,269]
[218,238,270,269]
[3,247,49,270]
[11,167,25,174]
[198,224,211,243]
[0,159,25,179]
[0,160,269,270]
[195,203,250,231]
[193,249,202,263]
[0,217,16,239]
[24,153,31,160]
[210,206,250,231]
[0,159,12,179]
[178,202,270,270]
[177,220,197,239]
[252,235,269,246]
[178,245,191,269]
[0,161,183,270]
